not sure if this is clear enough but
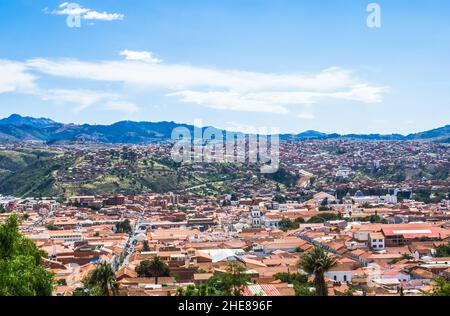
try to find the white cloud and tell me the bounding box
[1,52,387,115]
[168,90,289,114]
[25,55,388,114]
[297,112,315,120]
[0,60,37,94]
[0,61,136,114]
[37,89,137,114]
[26,59,372,92]
[105,100,139,114]
[328,84,388,103]
[38,89,113,112]
[51,6,90,16]
[83,11,124,21]
[50,3,124,22]
[119,50,162,63]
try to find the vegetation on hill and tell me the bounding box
[0,152,73,198]
[0,148,260,198]
[264,167,299,188]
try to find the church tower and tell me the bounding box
[251,206,262,228]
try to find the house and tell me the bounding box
[325,264,353,283]
[313,192,336,205]
[193,273,214,285]
[353,224,385,243]
[369,232,385,251]
[382,224,442,247]
[48,231,83,243]
[263,213,282,229]
[262,238,308,254]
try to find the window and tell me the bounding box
[344,275,347,282]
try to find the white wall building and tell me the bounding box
[325,265,353,283]
[369,232,386,251]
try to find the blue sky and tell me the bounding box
[0,0,449,134]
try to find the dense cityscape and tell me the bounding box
[1,0,449,305]
[1,124,449,296]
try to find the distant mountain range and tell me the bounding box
[0,114,449,144]
[0,114,57,127]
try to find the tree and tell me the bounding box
[115,219,132,234]
[349,215,387,224]
[72,287,93,296]
[225,262,251,296]
[264,167,299,188]
[0,214,54,296]
[84,262,119,296]
[294,283,316,296]
[176,262,251,296]
[135,256,170,284]
[57,279,67,286]
[46,224,60,231]
[201,262,251,296]
[142,240,150,252]
[274,272,308,284]
[278,218,299,232]
[307,213,340,223]
[204,274,233,296]
[273,194,286,204]
[337,289,354,296]
[177,284,218,297]
[0,204,5,214]
[274,272,314,296]
[298,247,336,296]
[425,277,450,296]
[434,243,450,258]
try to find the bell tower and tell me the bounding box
[251,206,262,228]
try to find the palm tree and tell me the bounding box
[298,247,336,296]
[85,262,119,296]
[149,256,170,284]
